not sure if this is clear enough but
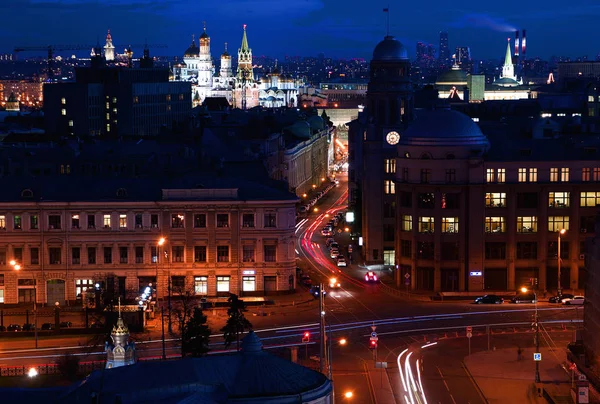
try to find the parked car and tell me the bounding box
[474,295,504,304]
[549,293,574,303]
[60,321,73,328]
[336,256,347,267]
[511,292,537,304]
[90,321,104,329]
[301,275,313,287]
[22,323,36,331]
[364,271,378,282]
[41,323,54,330]
[562,295,585,305]
[7,324,22,332]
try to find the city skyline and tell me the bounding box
[1,1,599,61]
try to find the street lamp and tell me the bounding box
[344,391,353,399]
[558,229,566,295]
[10,260,37,349]
[156,237,172,335]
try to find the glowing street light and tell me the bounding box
[158,237,166,246]
[558,228,566,295]
[521,287,528,293]
[13,264,21,271]
[9,260,16,266]
[339,338,347,346]
[302,193,307,198]
[28,367,38,378]
[344,391,353,399]
[314,207,319,212]
[312,184,317,189]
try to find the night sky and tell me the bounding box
[2,0,599,60]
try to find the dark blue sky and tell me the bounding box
[2,0,599,61]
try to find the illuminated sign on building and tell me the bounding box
[346,212,355,223]
[242,270,255,275]
[469,271,482,276]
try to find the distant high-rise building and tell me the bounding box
[455,47,471,65]
[103,29,115,62]
[438,31,449,65]
[416,42,436,68]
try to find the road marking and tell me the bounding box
[437,367,457,404]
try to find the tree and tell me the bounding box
[221,293,253,351]
[181,307,211,357]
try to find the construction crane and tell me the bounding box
[13,43,168,77]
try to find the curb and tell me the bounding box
[461,361,489,404]
[364,361,378,404]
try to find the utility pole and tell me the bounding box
[535,303,540,383]
[161,306,166,360]
[319,282,325,374]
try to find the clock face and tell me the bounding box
[386,131,400,145]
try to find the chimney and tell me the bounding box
[521,29,527,58]
[514,31,520,57]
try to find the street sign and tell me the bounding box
[404,273,410,279]
[569,363,577,371]
[371,325,377,332]
[466,326,472,333]
[534,352,542,361]
[579,374,587,381]
[405,278,410,286]
[371,331,378,338]
[466,332,472,338]
[375,361,388,369]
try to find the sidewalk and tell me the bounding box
[464,347,600,403]
[365,365,395,404]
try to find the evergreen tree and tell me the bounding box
[181,307,211,357]
[221,293,253,351]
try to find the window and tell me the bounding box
[72,247,80,264]
[548,241,569,259]
[486,168,494,183]
[418,217,434,233]
[402,215,412,232]
[548,216,569,232]
[119,214,127,229]
[14,247,23,263]
[560,168,570,182]
[383,224,394,242]
[400,191,412,208]
[264,212,277,228]
[581,192,600,207]
[497,169,506,183]
[61,108,66,115]
[384,180,395,194]
[441,242,459,260]
[416,242,434,259]
[517,242,537,259]
[30,215,38,230]
[195,276,208,295]
[87,214,95,229]
[194,246,207,262]
[0,215,5,229]
[485,242,506,259]
[401,167,409,182]
[49,215,61,229]
[135,213,143,228]
[217,245,229,262]
[172,246,184,262]
[151,246,158,263]
[243,276,256,292]
[119,247,128,264]
[517,216,538,233]
[217,214,229,228]
[194,214,207,228]
[103,214,111,228]
[151,214,159,228]
[485,217,505,233]
[171,276,185,293]
[71,214,79,229]
[441,217,459,233]
[550,168,559,182]
[400,240,412,258]
[30,247,39,265]
[264,245,277,262]
[548,192,570,208]
[582,168,591,182]
[68,120,73,127]
[384,159,396,173]
[581,216,596,233]
[88,247,96,264]
[75,279,93,299]
[135,246,144,263]
[383,201,396,218]
[517,192,538,209]
[485,193,506,208]
[104,247,112,264]
[49,247,61,264]
[420,169,431,184]
[216,276,230,292]
[529,168,537,182]
[418,193,435,209]
[61,97,66,105]
[594,168,600,181]
[518,168,527,182]
[243,245,255,262]
[171,214,184,228]
[445,169,456,183]
[12,215,21,230]
[441,193,460,209]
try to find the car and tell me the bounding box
[41,323,54,330]
[0,325,5,332]
[321,228,332,236]
[60,321,73,328]
[364,271,378,282]
[7,324,22,332]
[562,295,585,305]
[301,275,313,287]
[309,285,326,298]
[329,242,339,251]
[337,256,347,267]
[329,277,341,288]
[22,323,36,331]
[511,292,537,304]
[325,238,335,247]
[549,293,574,303]
[347,245,353,253]
[474,295,504,304]
[330,249,340,259]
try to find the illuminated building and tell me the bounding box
[349,34,598,292]
[493,39,523,87]
[104,30,115,62]
[438,31,450,66]
[0,80,43,108]
[258,61,303,108]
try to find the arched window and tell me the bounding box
[21,189,33,198]
[420,153,432,160]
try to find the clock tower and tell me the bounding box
[347,34,413,266]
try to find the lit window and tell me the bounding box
[194,276,208,295]
[485,193,506,208]
[589,95,595,102]
[582,168,591,182]
[171,214,184,228]
[594,168,600,181]
[441,217,459,233]
[580,191,600,207]
[486,168,494,183]
[61,98,66,105]
[112,97,117,103]
[103,214,111,228]
[485,217,505,233]
[418,217,434,233]
[384,159,396,173]
[548,216,569,232]
[550,168,559,182]
[528,168,537,182]
[106,124,110,132]
[518,168,527,182]
[75,279,94,299]
[106,102,110,109]
[106,113,110,120]
[402,215,412,232]
[497,169,506,183]
[384,180,395,194]
[0,215,5,229]
[517,216,537,233]
[216,276,230,292]
[166,95,171,102]
[217,246,229,262]
[113,108,117,113]
[119,214,127,228]
[548,192,570,208]
[560,168,569,182]
[61,109,66,115]
[68,120,73,127]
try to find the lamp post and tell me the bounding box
[10,260,37,349]
[557,229,566,295]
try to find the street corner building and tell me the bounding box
[348,35,600,293]
[0,143,300,306]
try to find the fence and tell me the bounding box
[0,360,106,377]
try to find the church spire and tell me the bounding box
[504,38,513,68]
[241,24,249,52]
